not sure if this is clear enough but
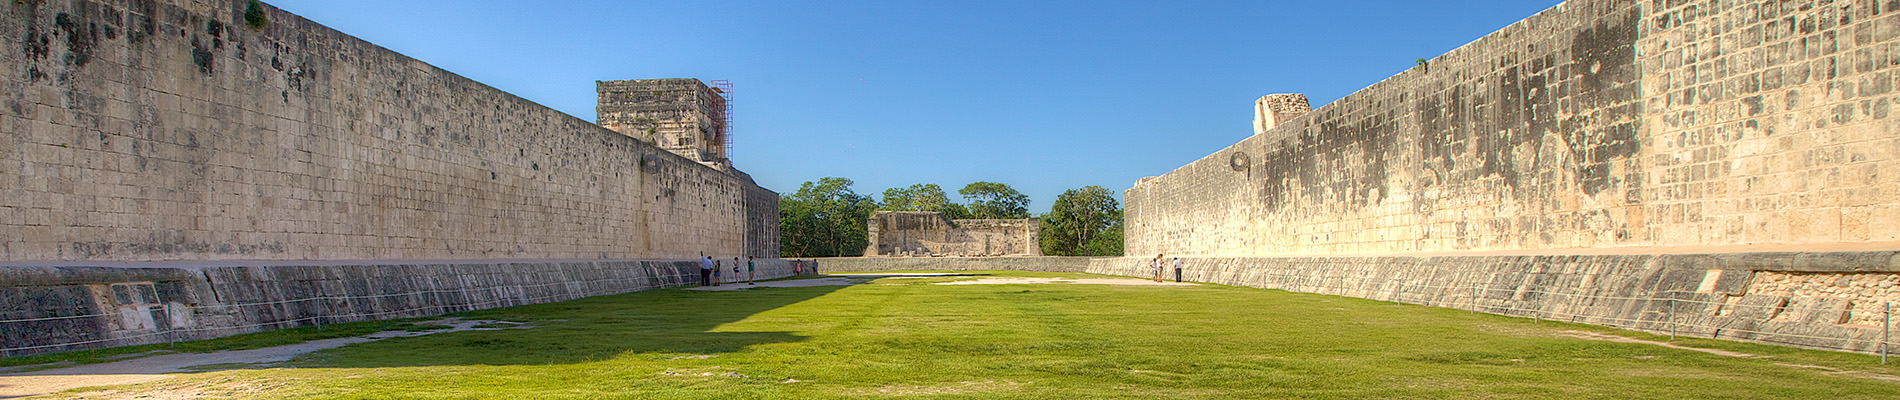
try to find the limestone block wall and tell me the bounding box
[863,211,1040,256]
[596,78,728,163]
[1128,0,1900,257]
[740,172,781,259]
[0,258,802,356]
[0,0,774,262]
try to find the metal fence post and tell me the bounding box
[1883,302,1890,365]
[1668,298,1677,341]
[152,287,176,348]
[313,297,324,331]
[1395,282,1405,305]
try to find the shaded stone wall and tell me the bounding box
[1128,0,1900,257]
[0,0,775,261]
[1,258,802,356]
[863,211,1041,256]
[739,171,780,258]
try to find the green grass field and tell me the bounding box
[35,271,1900,399]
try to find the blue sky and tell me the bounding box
[269,0,1562,213]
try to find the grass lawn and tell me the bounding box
[34,271,1900,399]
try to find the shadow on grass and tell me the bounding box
[292,284,851,368]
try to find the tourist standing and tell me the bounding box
[712,258,722,286]
[747,256,757,285]
[699,253,713,286]
[1152,254,1164,282]
[1173,257,1183,283]
[732,258,742,285]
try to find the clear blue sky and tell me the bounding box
[269,0,1562,214]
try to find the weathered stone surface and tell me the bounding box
[1129,0,1900,256]
[0,0,775,261]
[862,211,1040,257]
[1253,93,1312,134]
[596,78,729,165]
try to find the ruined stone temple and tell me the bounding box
[863,211,1041,257]
[596,79,730,166]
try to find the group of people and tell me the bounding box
[699,253,757,286]
[1149,254,1183,282]
[697,253,820,287]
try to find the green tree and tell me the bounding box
[880,184,951,212]
[935,202,973,220]
[882,183,973,219]
[779,177,878,257]
[1038,186,1124,256]
[959,181,1030,219]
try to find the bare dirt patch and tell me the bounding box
[1554,330,1763,358]
[1557,330,1900,384]
[849,380,1025,396]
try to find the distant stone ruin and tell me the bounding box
[864,211,1041,257]
[1252,93,1311,135]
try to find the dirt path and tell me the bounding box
[0,318,527,399]
[1556,330,1900,383]
[1555,330,1765,358]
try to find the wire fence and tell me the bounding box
[1,264,806,358]
[1105,264,1898,362]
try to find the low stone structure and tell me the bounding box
[1252,93,1311,135]
[863,211,1041,257]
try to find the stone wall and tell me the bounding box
[862,211,1041,256]
[1,258,802,356]
[0,0,775,262]
[1129,0,1900,257]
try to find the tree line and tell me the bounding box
[778,178,1122,258]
